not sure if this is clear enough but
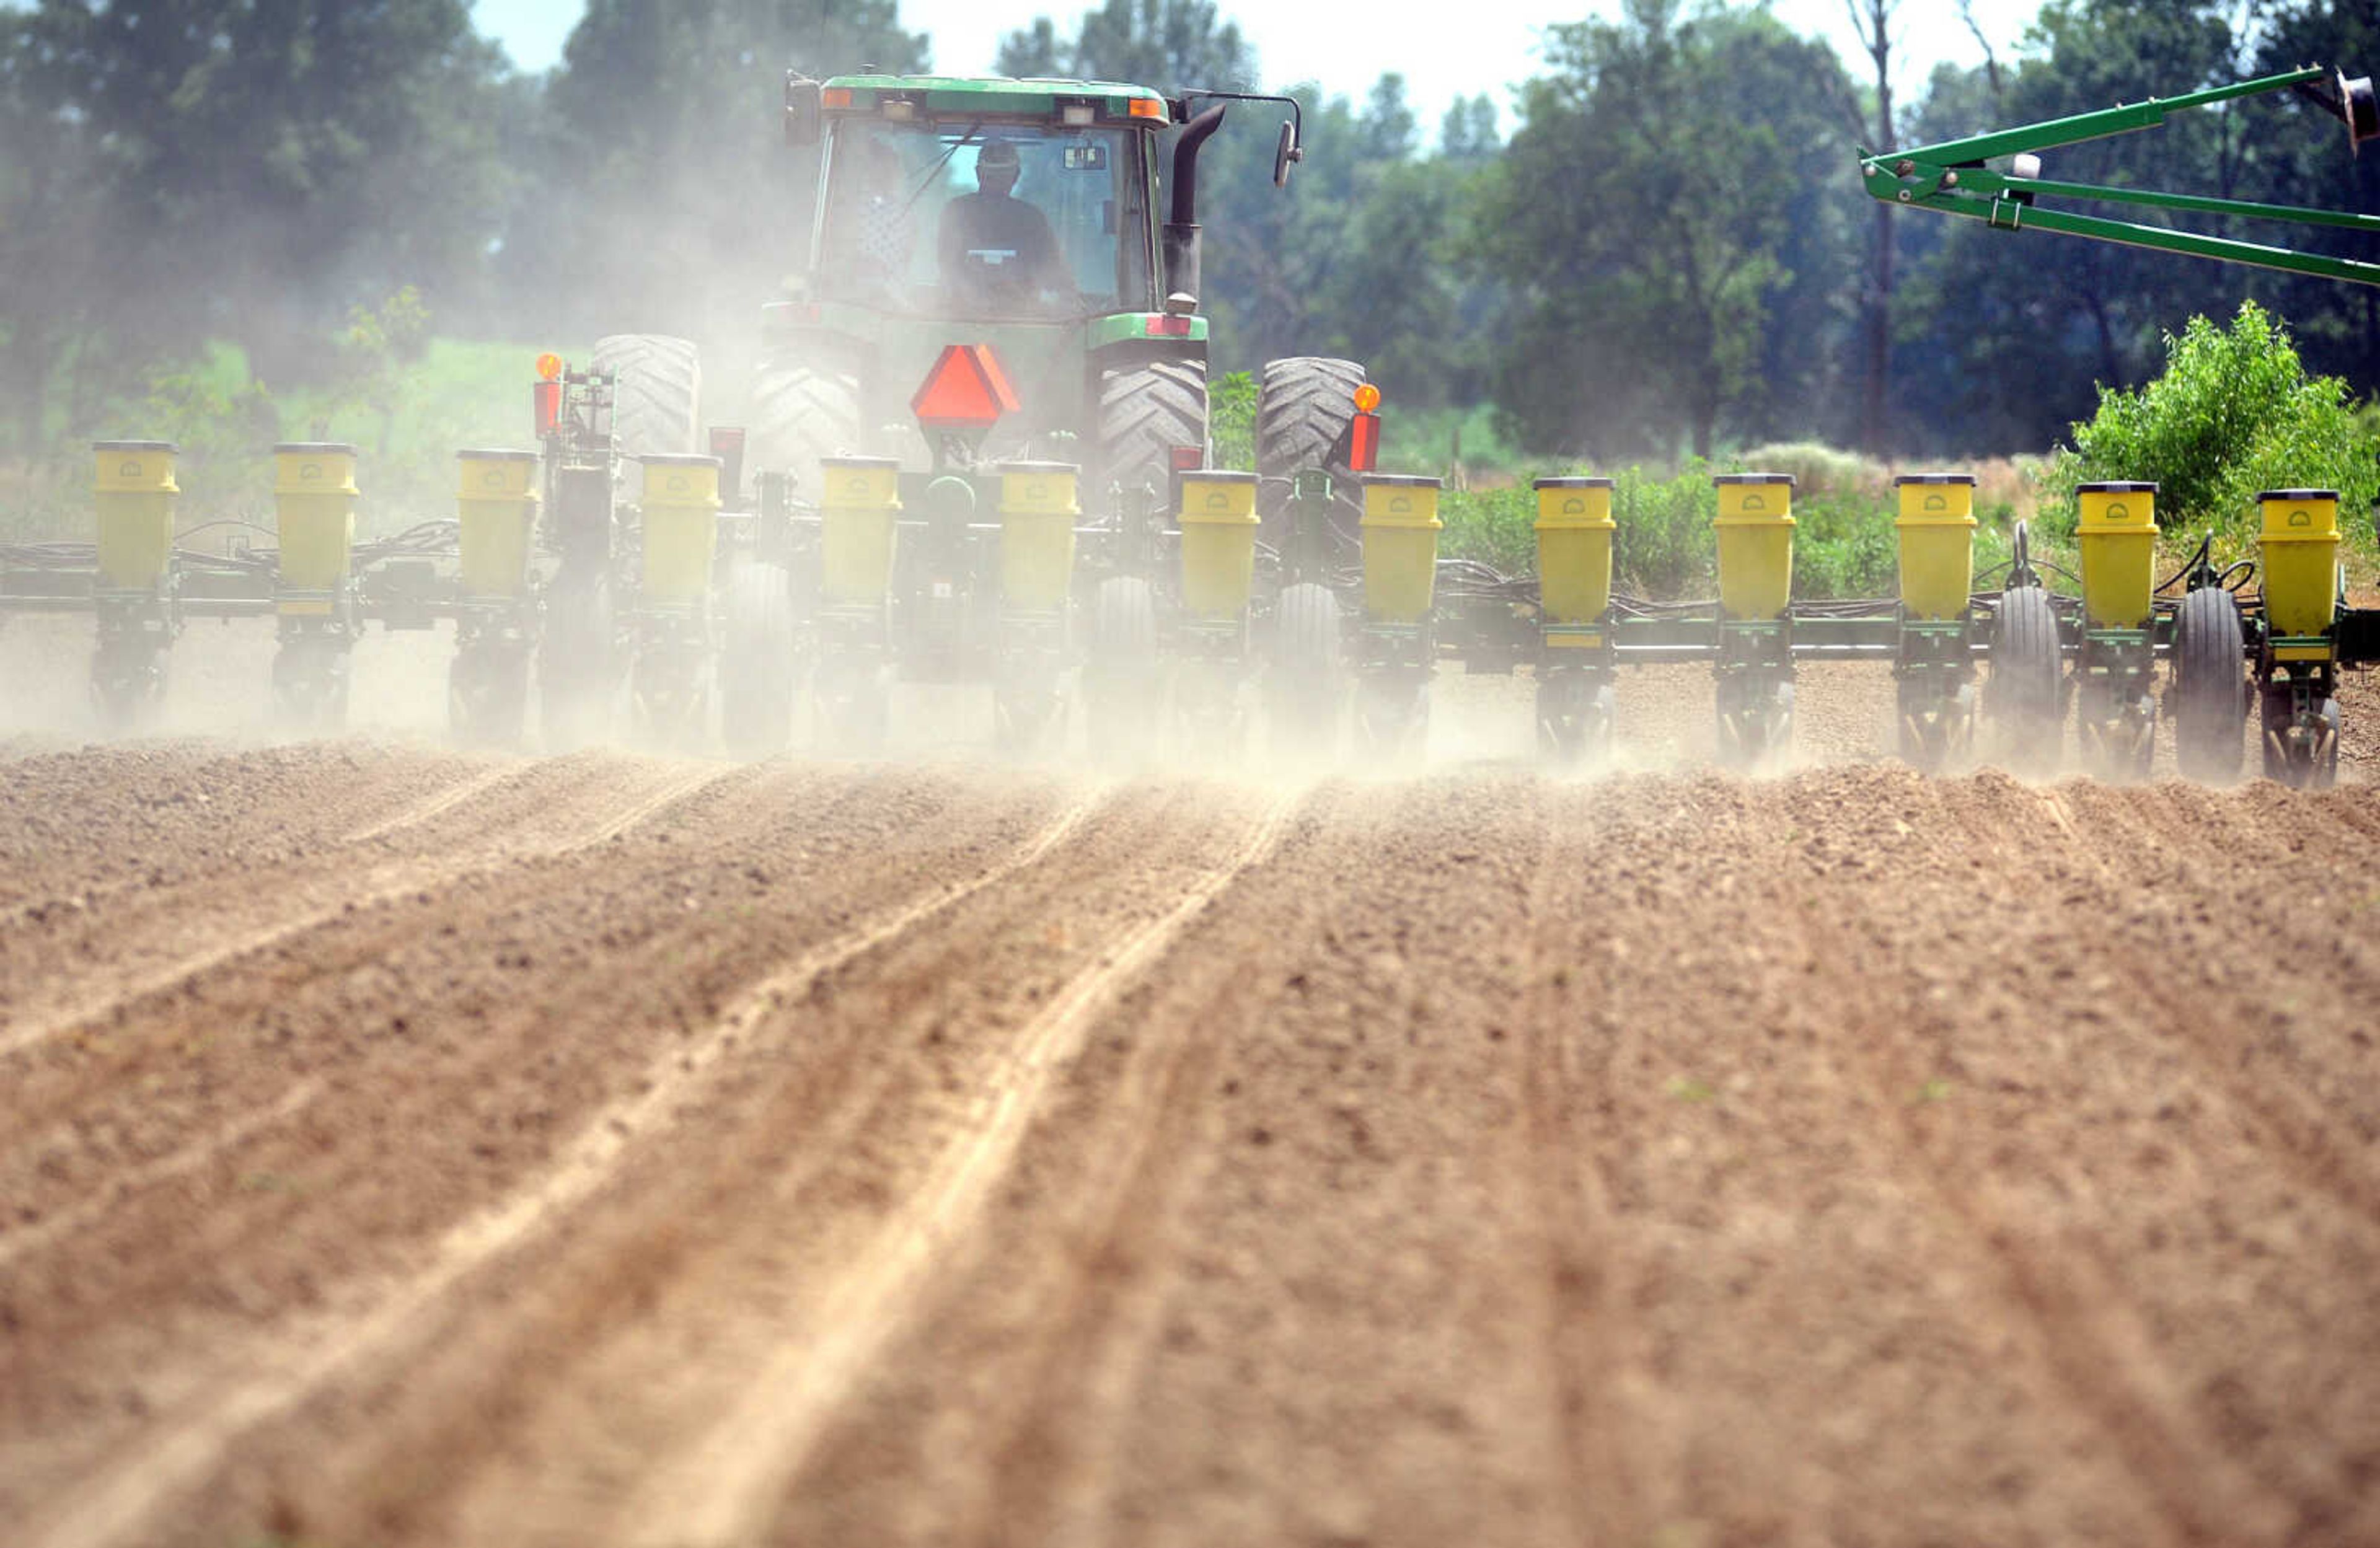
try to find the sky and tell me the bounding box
[471,1,2047,134]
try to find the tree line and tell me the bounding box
[3,0,2374,468]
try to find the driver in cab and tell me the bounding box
[939,139,1070,311]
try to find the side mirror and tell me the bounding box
[1273,120,1303,188]
[785,73,821,147]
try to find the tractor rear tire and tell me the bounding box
[1256,357,1367,482]
[752,350,865,506]
[2172,585,2247,783]
[591,335,702,458]
[1084,574,1161,760]
[1990,585,2063,772]
[1268,581,1343,760]
[720,561,798,758]
[1095,358,1207,508]
[1257,356,1368,548]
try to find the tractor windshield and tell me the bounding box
[816,121,1152,320]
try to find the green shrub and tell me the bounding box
[1737,441,1887,500]
[1209,369,1256,472]
[1439,485,1536,574]
[1792,490,1899,598]
[2045,301,2378,552]
[1611,461,1719,598]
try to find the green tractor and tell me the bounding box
[565,71,1378,758]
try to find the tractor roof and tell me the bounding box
[819,74,1176,125]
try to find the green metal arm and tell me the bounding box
[1861,66,2380,287]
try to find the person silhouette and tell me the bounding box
[938,139,1069,310]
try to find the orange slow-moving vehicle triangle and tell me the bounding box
[910,344,1022,430]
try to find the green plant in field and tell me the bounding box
[1737,441,1887,500]
[1791,490,1899,599]
[138,347,280,527]
[1438,485,1536,574]
[1209,369,1257,472]
[2044,301,2379,553]
[1611,462,1719,599]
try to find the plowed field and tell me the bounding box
[5,662,2380,1547]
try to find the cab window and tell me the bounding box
[817,122,1148,319]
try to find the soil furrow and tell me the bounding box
[620,788,1300,1548]
[0,759,746,1056]
[11,770,1095,1548]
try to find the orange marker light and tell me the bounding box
[822,87,853,108]
[536,353,563,382]
[1353,383,1382,413]
[1129,96,1168,120]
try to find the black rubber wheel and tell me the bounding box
[1096,358,1208,505]
[1084,574,1161,760]
[751,350,865,504]
[719,561,798,758]
[1990,585,2063,772]
[1267,581,1342,760]
[2172,586,2247,782]
[1256,357,1367,482]
[540,564,616,749]
[1257,356,1368,545]
[591,335,702,458]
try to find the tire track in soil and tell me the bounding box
[0,1076,326,1272]
[617,788,1302,1548]
[161,781,1275,1548]
[1516,791,1644,1548]
[1530,770,2176,1546]
[767,788,1367,1548]
[775,777,1590,1548]
[1776,770,2371,1543]
[2042,780,2380,1230]
[0,759,850,1275]
[13,775,1113,1548]
[0,743,498,927]
[0,759,739,1057]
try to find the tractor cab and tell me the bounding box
[815,117,1160,322]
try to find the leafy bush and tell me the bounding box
[1737,441,1888,501]
[1209,369,1256,472]
[2045,301,2378,550]
[1612,462,1721,598]
[1792,490,1899,598]
[1439,485,1536,574]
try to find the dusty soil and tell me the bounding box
[3,643,2379,1547]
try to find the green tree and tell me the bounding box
[1474,0,1833,459]
[995,0,1257,93]
[2247,0,2380,389]
[531,0,927,345]
[0,0,511,409]
[1892,0,2287,449]
[2048,301,2377,545]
